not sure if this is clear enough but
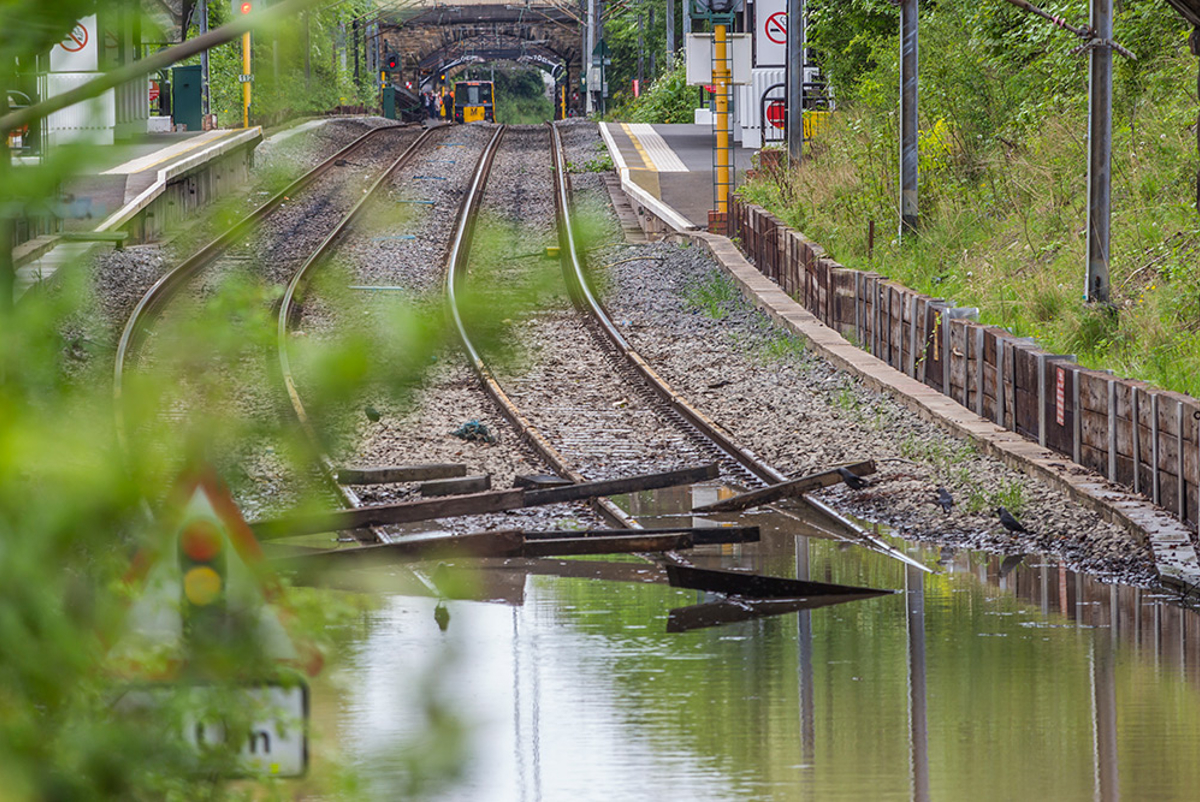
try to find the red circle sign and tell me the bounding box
[60,24,89,53]
[766,100,786,129]
[765,12,787,45]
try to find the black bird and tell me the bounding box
[434,601,450,632]
[364,404,381,422]
[996,507,1028,534]
[935,487,954,514]
[837,467,868,490]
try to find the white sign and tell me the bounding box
[756,0,787,67]
[685,33,753,86]
[118,682,309,778]
[50,15,98,72]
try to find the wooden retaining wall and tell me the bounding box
[728,196,1200,531]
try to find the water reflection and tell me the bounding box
[328,483,1200,801]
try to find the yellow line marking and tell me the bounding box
[620,123,655,171]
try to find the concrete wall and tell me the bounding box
[728,195,1200,532]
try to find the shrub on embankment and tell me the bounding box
[739,0,1200,398]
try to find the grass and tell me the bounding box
[737,51,1200,400]
[683,272,742,319]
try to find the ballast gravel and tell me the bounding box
[599,238,1157,585]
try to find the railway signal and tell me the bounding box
[385,51,399,71]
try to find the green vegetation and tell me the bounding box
[567,142,614,173]
[740,0,1200,397]
[484,66,554,124]
[185,1,382,127]
[683,271,742,319]
[611,55,703,124]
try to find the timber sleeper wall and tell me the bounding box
[728,196,1200,531]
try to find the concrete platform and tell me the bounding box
[600,122,756,229]
[14,127,262,299]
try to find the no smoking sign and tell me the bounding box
[50,15,98,72]
[60,23,89,52]
[755,0,788,66]
[765,12,787,45]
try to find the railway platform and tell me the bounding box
[598,122,757,230]
[13,126,261,300]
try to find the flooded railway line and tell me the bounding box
[85,118,1200,800]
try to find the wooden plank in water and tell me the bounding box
[665,561,892,598]
[273,529,525,571]
[520,526,760,546]
[692,461,876,513]
[420,474,491,497]
[523,533,692,557]
[252,465,718,540]
[667,592,893,632]
[337,463,466,484]
[252,489,526,540]
[524,463,719,505]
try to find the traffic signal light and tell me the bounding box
[179,519,225,613]
[385,52,399,71]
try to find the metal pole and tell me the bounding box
[714,22,731,216]
[899,0,919,237]
[649,6,656,79]
[1085,0,1113,302]
[1192,29,1200,212]
[585,0,595,113]
[638,7,645,88]
[786,0,804,164]
[199,0,210,119]
[666,0,675,58]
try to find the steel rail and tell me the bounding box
[547,123,787,488]
[276,127,437,522]
[113,123,416,453]
[545,124,928,570]
[443,126,637,529]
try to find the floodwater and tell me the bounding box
[320,485,1200,801]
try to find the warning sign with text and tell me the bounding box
[755,0,787,66]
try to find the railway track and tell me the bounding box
[112,125,429,444]
[441,124,799,533]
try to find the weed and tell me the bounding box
[684,273,742,320]
[834,385,860,413]
[758,332,808,364]
[965,479,1026,515]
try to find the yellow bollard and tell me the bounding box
[242,31,251,129]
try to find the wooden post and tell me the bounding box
[908,296,919,377]
[1107,378,1117,482]
[997,341,1006,430]
[1132,387,1141,495]
[1037,353,1047,447]
[975,327,985,416]
[1151,392,1160,505]
[854,272,862,346]
[1177,400,1186,520]
[1080,369,1089,463]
